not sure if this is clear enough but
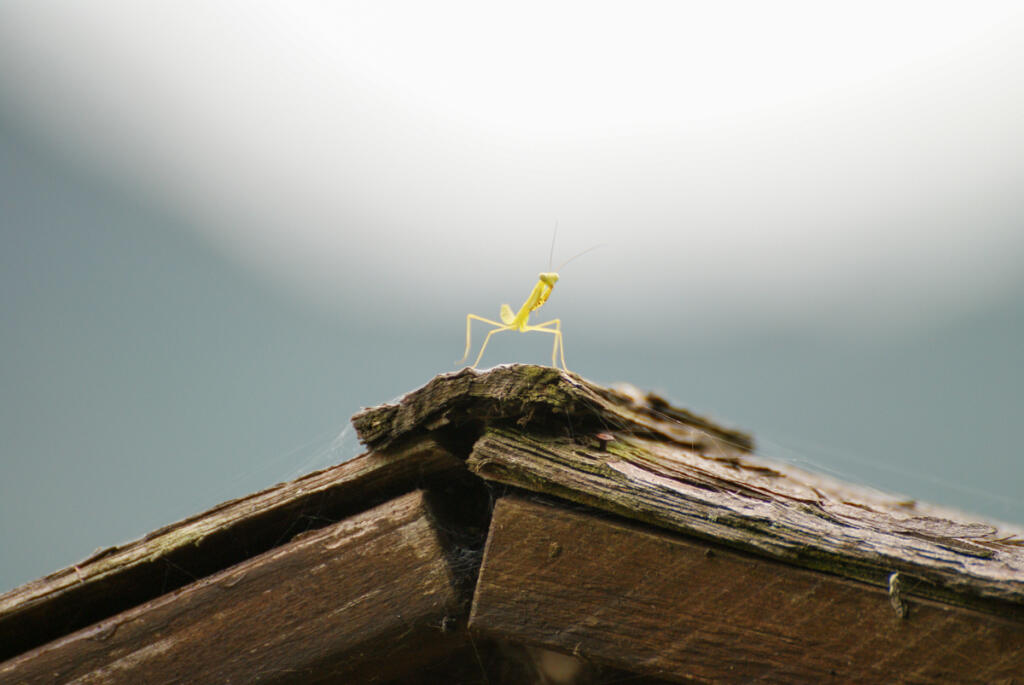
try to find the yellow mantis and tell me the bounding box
[457,230,601,372]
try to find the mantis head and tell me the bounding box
[538,272,560,287]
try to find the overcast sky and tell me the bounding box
[2,2,1022,334]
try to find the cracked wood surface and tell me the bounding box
[2,363,1020,682]
[0,438,462,662]
[2,491,466,684]
[354,365,1024,615]
[471,496,1024,683]
[352,364,753,454]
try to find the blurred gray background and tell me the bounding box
[1,2,1022,593]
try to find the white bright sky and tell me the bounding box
[1,1,1023,335]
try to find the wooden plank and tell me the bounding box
[387,640,680,684]
[471,496,1024,683]
[0,438,461,662]
[351,364,753,453]
[2,490,468,684]
[467,427,1024,614]
[352,365,1024,613]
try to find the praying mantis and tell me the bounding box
[456,230,601,372]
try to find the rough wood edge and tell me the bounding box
[0,437,462,661]
[471,496,1024,682]
[352,364,754,452]
[2,491,469,684]
[349,364,1024,614]
[467,427,1024,615]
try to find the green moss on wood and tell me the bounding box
[352,364,1024,618]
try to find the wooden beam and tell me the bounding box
[467,427,1024,614]
[2,490,468,684]
[470,496,1024,683]
[0,438,461,661]
[353,365,1024,614]
[4,364,1019,681]
[351,364,753,453]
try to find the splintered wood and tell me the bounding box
[1,363,1021,683]
[2,491,465,684]
[355,365,1024,613]
[0,437,461,664]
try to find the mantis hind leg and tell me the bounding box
[526,318,566,371]
[473,324,510,368]
[457,314,505,366]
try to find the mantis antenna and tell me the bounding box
[556,243,606,272]
[548,220,559,272]
[456,228,605,372]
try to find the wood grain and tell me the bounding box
[470,496,1024,683]
[0,438,460,662]
[352,365,1024,613]
[4,363,1021,682]
[351,364,753,453]
[2,490,467,684]
[467,427,1024,614]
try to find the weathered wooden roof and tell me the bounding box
[355,365,1024,610]
[2,364,1022,683]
